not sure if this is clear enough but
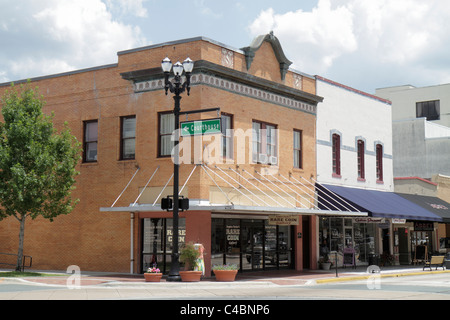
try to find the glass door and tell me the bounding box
[242,220,264,271]
[265,224,277,269]
[277,225,293,268]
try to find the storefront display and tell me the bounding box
[319,217,376,267]
[141,218,186,274]
[211,218,294,272]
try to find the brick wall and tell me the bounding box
[0,36,318,273]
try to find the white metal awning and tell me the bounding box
[100,164,367,217]
[100,203,366,216]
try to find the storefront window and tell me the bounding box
[211,218,293,272]
[141,218,185,274]
[319,217,376,267]
[226,219,241,267]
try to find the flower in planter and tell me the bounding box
[147,264,161,273]
[212,263,238,271]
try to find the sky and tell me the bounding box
[2,0,450,94]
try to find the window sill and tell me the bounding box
[81,161,98,166]
[332,173,341,179]
[357,177,366,182]
[376,180,384,184]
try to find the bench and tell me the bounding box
[423,255,445,271]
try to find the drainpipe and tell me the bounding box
[130,212,135,274]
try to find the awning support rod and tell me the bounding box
[216,166,270,207]
[111,167,140,207]
[201,164,233,205]
[132,166,160,207]
[254,170,296,208]
[204,165,259,206]
[242,169,293,207]
[272,173,318,209]
[288,174,339,211]
[179,165,198,195]
[152,173,174,206]
[229,168,284,207]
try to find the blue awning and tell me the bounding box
[317,184,442,222]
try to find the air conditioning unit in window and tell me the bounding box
[269,156,278,165]
[252,153,259,164]
[258,154,268,164]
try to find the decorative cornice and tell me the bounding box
[121,60,323,114]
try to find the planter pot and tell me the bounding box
[213,270,238,282]
[321,262,332,270]
[144,273,163,282]
[179,271,202,282]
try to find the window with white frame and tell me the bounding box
[252,120,277,165]
[159,112,174,157]
[221,113,233,159]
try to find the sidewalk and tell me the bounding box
[2,265,449,288]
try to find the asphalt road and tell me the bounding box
[1,272,450,300]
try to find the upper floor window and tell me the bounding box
[293,130,302,169]
[417,100,440,121]
[332,133,341,177]
[357,140,365,180]
[221,113,233,159]
[121,116,136,160]
[252,120,278,165]
[83,120,98,163]
[159,112,174,157]
[376,144,384,183]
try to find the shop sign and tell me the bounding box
[269,215,299,226]
[353,217,385,224]
[181,118,221,136]
[392,218,406,224]
[414,221,434,231]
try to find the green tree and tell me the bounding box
[0,84,81,271]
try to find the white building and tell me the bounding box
[316,77,393,191]
[314,77,441,267]
[376,83,450,179]
[376,84,450,127]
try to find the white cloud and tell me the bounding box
[249,0,357,73]
[194,0,223,19]
[248,0,450,90]
[104,0,148,18]
[0,0,147,82]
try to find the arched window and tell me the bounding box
[332,134,341,177]
[376,144,383,182]
[357,140,365,180]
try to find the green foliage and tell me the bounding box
[179,242,200,271]
[0,83,81,222]
[212,263,238,270]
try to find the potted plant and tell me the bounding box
[144,265,163,282]
[380,252,394,266]
[179,242,202,282]
[318,254,332,270]
[212,263,238,282]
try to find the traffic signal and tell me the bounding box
[161,196,189,211]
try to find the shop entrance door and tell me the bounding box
[398,228,409,265]
[242,220,264,271]
[241,219,293,271]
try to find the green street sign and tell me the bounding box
[181,118,222,137]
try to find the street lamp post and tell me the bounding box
[161,57,194,282]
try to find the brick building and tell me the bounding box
[0,34,362,276]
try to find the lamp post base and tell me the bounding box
[166,275,182,282]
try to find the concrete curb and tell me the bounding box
[315,269,450,284]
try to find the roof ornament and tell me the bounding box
[241,32,292,81]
